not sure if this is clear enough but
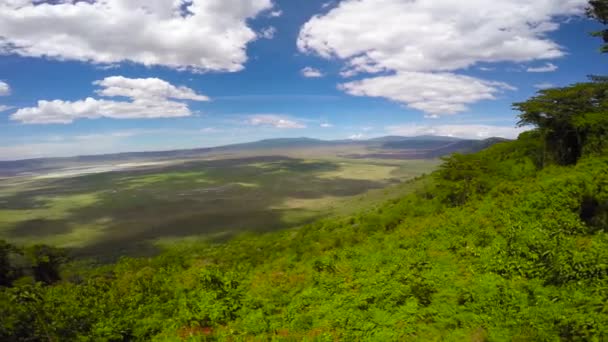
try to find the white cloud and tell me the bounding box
[0,81,10,96]
[340,72,515,118]
[534,82,555,89]
[11,76,209,124]
[386,124,532,140]
[298,0,585,116]
[527,62,558,72]
[0,81,11,112]
[259,26,277,39]
[0,0,274,72]
[95,64,121,71]
[320,122,334,128]
[200,127,223,133]
[349,133,365,140]
[95,76,209,101]
[268,10,283,17]
[247,114,306,129]
[301,67,324,78]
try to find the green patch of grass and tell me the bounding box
[0,193,100,232]
[122,171,212,190]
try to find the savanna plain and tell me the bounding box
[0,147,438,260]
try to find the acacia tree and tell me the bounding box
[514,80,608,165]
[588,0,608,52]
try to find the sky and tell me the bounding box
[0,0,606,160]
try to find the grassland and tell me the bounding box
[0,154,439,259]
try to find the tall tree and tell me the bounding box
[588,0,608,52]
[514,80,608,165]
[0,240,17,287]
[24,245,66,285]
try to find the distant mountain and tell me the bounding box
[217,137,332,150]
[0,136,509,177]
[423,137,509,158]
[381,139,460,150]
[342,137,508,160]
[369,135,462,143]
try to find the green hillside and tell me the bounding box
[0,79,607,341]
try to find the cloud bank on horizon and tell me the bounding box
[298,0,587,117]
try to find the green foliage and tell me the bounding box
[588,0,608,52]
[0,131,607,340]
[514,80,608,165]
[0,240,19,287]
[24,244,67,285]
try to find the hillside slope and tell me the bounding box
[1,79,607,341]
[1,132,607,341]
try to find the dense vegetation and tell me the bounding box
[0,77,606,341]
[0,4,606,339]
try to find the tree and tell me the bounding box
[588,0,608,52]
[514,80,608,165]
[24,245,67,285]
[434,153,494,206]
[0,241,19,287]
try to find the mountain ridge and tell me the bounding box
[0,135,496,163]
[0,136,508,177]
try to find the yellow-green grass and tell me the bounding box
[7,219,111,248]
[123,171,212,189]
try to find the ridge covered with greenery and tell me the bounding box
[0,77,607,341]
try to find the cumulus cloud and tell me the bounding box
[320,122,334,128]
[11,76,209,124]
[298,0,585,116]
[0,81,10,96]
[259,26,277,39]
[301,67,324,78]
[386,124,532,140]
[0,0,274,72]
[349,133,365,140]
[247,114,306,129]
[341,72,516,118]
[268,10,282,17]
[534,82,556,89]
[527,63,559,72]
[0,81,10,112]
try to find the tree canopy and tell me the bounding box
[588,0,608,52]
[514,79,608,165]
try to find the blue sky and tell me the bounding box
[0,0,605,160]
